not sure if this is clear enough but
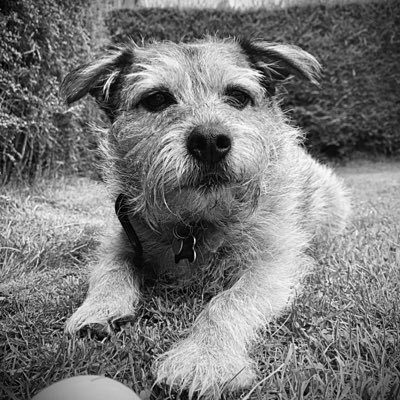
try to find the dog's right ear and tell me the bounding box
[60,47,134,121]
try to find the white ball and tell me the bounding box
[32,375,141,400]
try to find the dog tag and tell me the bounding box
[172,226,197,265]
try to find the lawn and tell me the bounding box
[0,161,399,400]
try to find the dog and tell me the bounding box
[61,37,350,399]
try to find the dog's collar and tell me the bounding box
[115,194,144,267]
[172,224,197,264]
[115,194,197,266]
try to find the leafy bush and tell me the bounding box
[0,0,95,183]
[106,1,400,159]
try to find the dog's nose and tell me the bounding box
[187,124,232,164]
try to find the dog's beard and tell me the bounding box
[165,178,261,222]
[125,158,262,229]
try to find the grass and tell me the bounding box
[0,161,399,400]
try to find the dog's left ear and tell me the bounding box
[239,39,321,94]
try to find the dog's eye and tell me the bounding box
[224,89,253,109]
[140,91,176,112]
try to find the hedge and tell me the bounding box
[0,0,95,183]
[106,0,400,159]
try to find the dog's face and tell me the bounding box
[61,38,320,228]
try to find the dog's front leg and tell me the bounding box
[156,253,305,399]
[66,230,140,335]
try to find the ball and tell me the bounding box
[32,375,141,400]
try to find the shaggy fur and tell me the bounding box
[61,37,350,399]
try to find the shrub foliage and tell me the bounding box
[107,1,400,158]
[0,0,94,183]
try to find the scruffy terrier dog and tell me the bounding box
[61,37,350,399]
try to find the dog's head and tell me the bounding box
[61,37,320,228]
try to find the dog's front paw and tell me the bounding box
[155,337,255,399]
[65,296,136,336]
